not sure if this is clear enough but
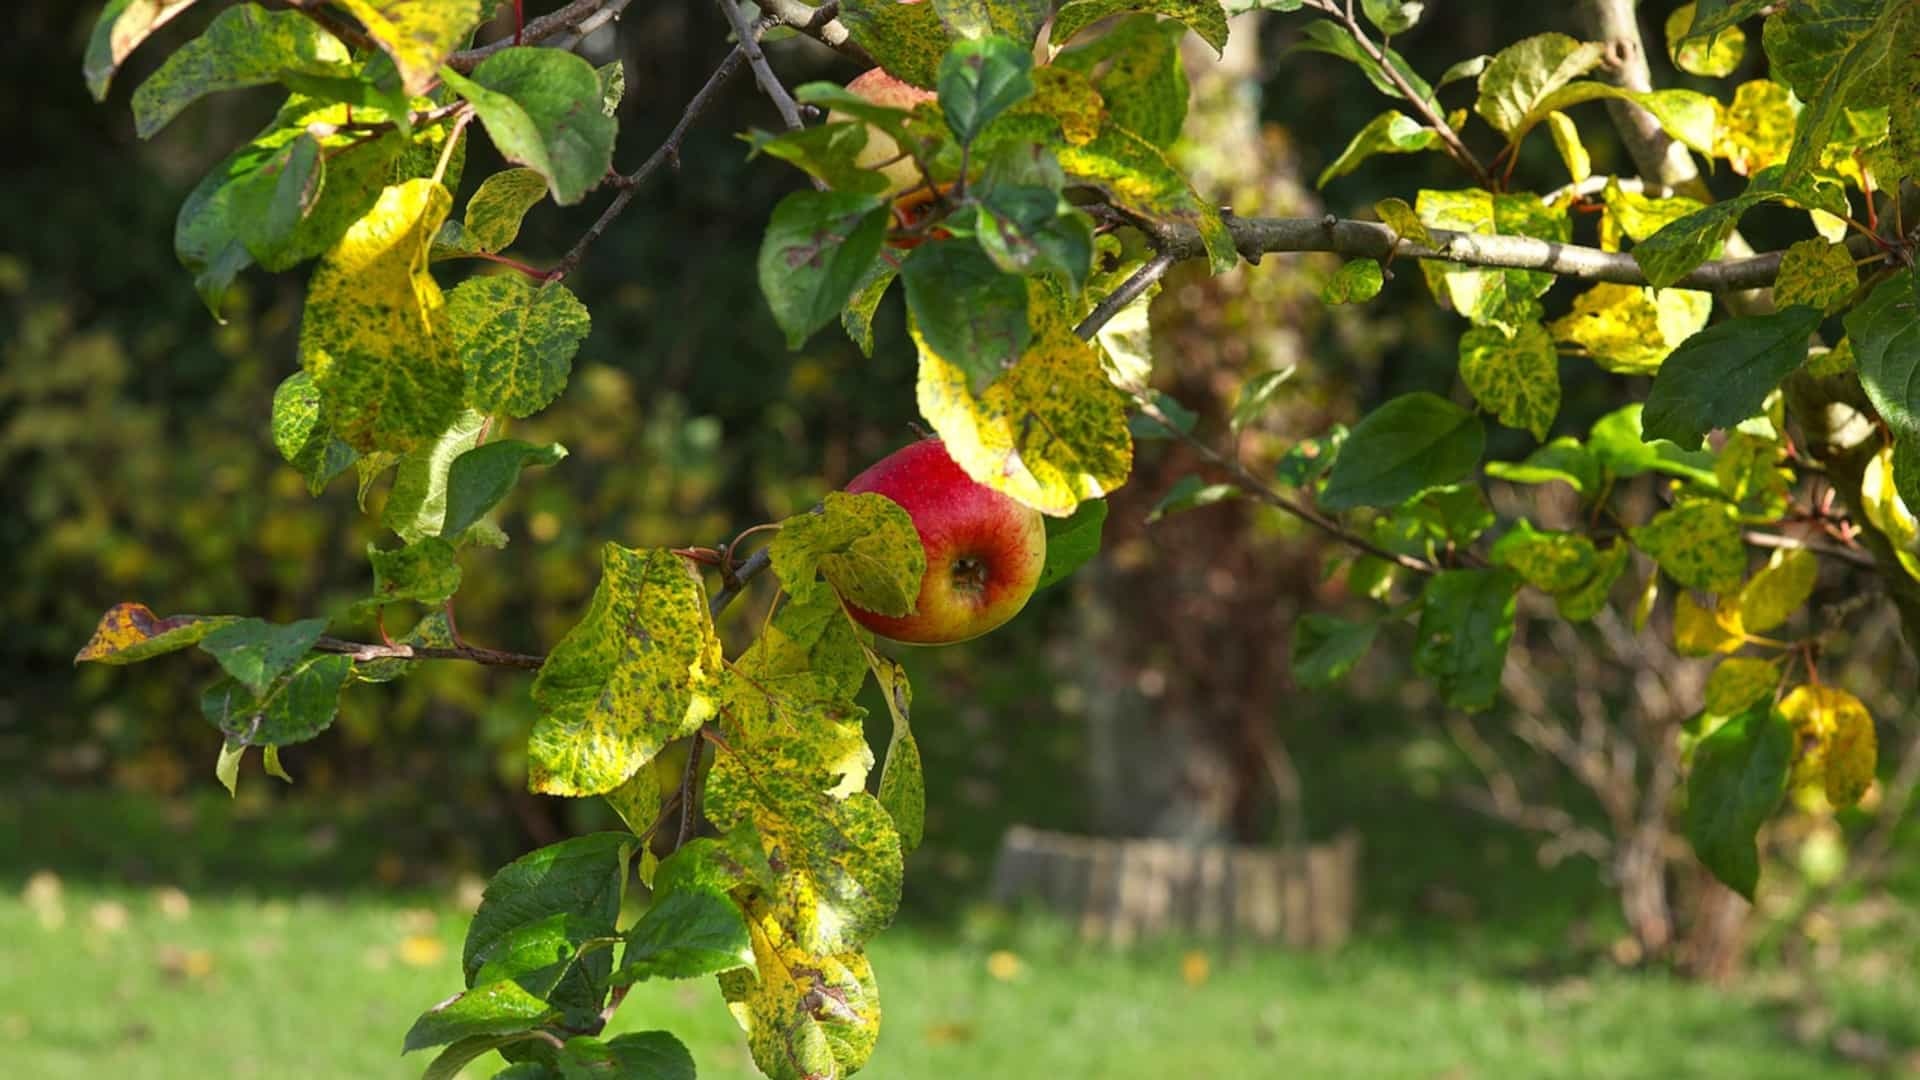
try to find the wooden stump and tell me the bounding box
[989,826,1361,947]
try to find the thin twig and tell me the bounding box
[716,0,805,131]
[449,0,614,71]
[1302,0,1493,188]
[711,547,775,619]
[1072,252,1175,339]
[1743,529,1876,570]
[312,636,547,670]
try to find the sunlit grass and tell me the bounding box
[0,872,1885,1079]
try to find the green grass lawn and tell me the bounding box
[0,873,1897,1079]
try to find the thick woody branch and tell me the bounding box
[1577,0,1709,199]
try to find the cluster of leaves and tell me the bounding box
[1236,0,1916,901]
[71,0,1920,1074]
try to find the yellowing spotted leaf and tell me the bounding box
[1458,321,1560,439]
[1491,520,1595,592]
[528,545,724,797]
[1779,684,1876,808]
[1549,283,1711,375]
[1674,592,1743,656]
[917,284,1132,517]
[1775,238,1858,315]
[1737,547,1817,634]
[770,491,926,618]
[1713,80,1796,176]
[719,900,880,1080]
[299,180,465,455]
[332,0,485,96]
[75,603,237,665]
[1705,657,1780,716]
[1632,499,1746,592]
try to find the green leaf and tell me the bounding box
[916,282,1133,517]
[441,439,568,538]
[84,0,206,101]
[1632,499,1747,592]
[614,851,753,984]
[864,650,926,854]
[770,492,928,618]
[839,0,955,87]
[902,240,1033,393]
[448,275,590,419]
[1492,520,1596,593]
[76,603,237,666]
[938,35,1034,144]
[1323,258,1386,304]
[1052,14,1189,148]
[1502,82,1718,158]
[1319,392,1484,512]
[1051,0,1230,54]
[1473,32,1606,137]
[230,134,325,267]
[200,652,353,746]
[404,976,562,1054]
[1147,476,1239,522]
[1485,437,1598,496]
[1685,703,1791,900]
[1414,569,1519,712]
[1642,306,1821,448]
[1761,0,1904,181]
[1230,368,1295,436]
[529,546,725,797]
[368,536,462,605]
[842,256,899,356]
[759,190,891,350]
[131,5,352,138]
[1317,111,1441,188]
[1458,321,1559,441]
[745,122,891,196]
[270,372,357,495]
[1289,19,1430,102]
[1631,168,1842,287]
[1685,0,1773,40]
[1036,498,1106,589]
[1668,3,1747,77]
[420,1034,541,1080]
[1845,269,1920,440]
[197,617,327,697]
[1555,539,1629,622]
[299,179,465,455]
[1374,196,1431,246]
[1549,283,1712,376]
[1290,614,1378,689]
[556,1032,697,1080]
[383,410,489,542]
[334,0,484,96]
[1361,0,1424,36]
[441,47,618,205]
[1587,405,1717,484]
[215,738,246,797]
[440,168,551,258]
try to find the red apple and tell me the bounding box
[844,439,1047,644]
[837,67,937,198]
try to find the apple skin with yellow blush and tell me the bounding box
[837,67,938,198]
[843,439,1047,645]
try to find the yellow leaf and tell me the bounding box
[986,949,1023,981]
[1549,282,1710,375]
[1705,657,1780,716]
[1775,238,1858,315]
[720,901,880,1079]
[916,284,1132,517]
[332,0,485,96]
[1458,321,1560,440]
[1545,110,1591,183]
[299,179,465,454]
[1714,80,1797,177]
[397,934,446,967]
[1779,684,1877,808]
[1736,547,1817,634]
[1674,592,1742,656]
[1666,3,1745,78]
